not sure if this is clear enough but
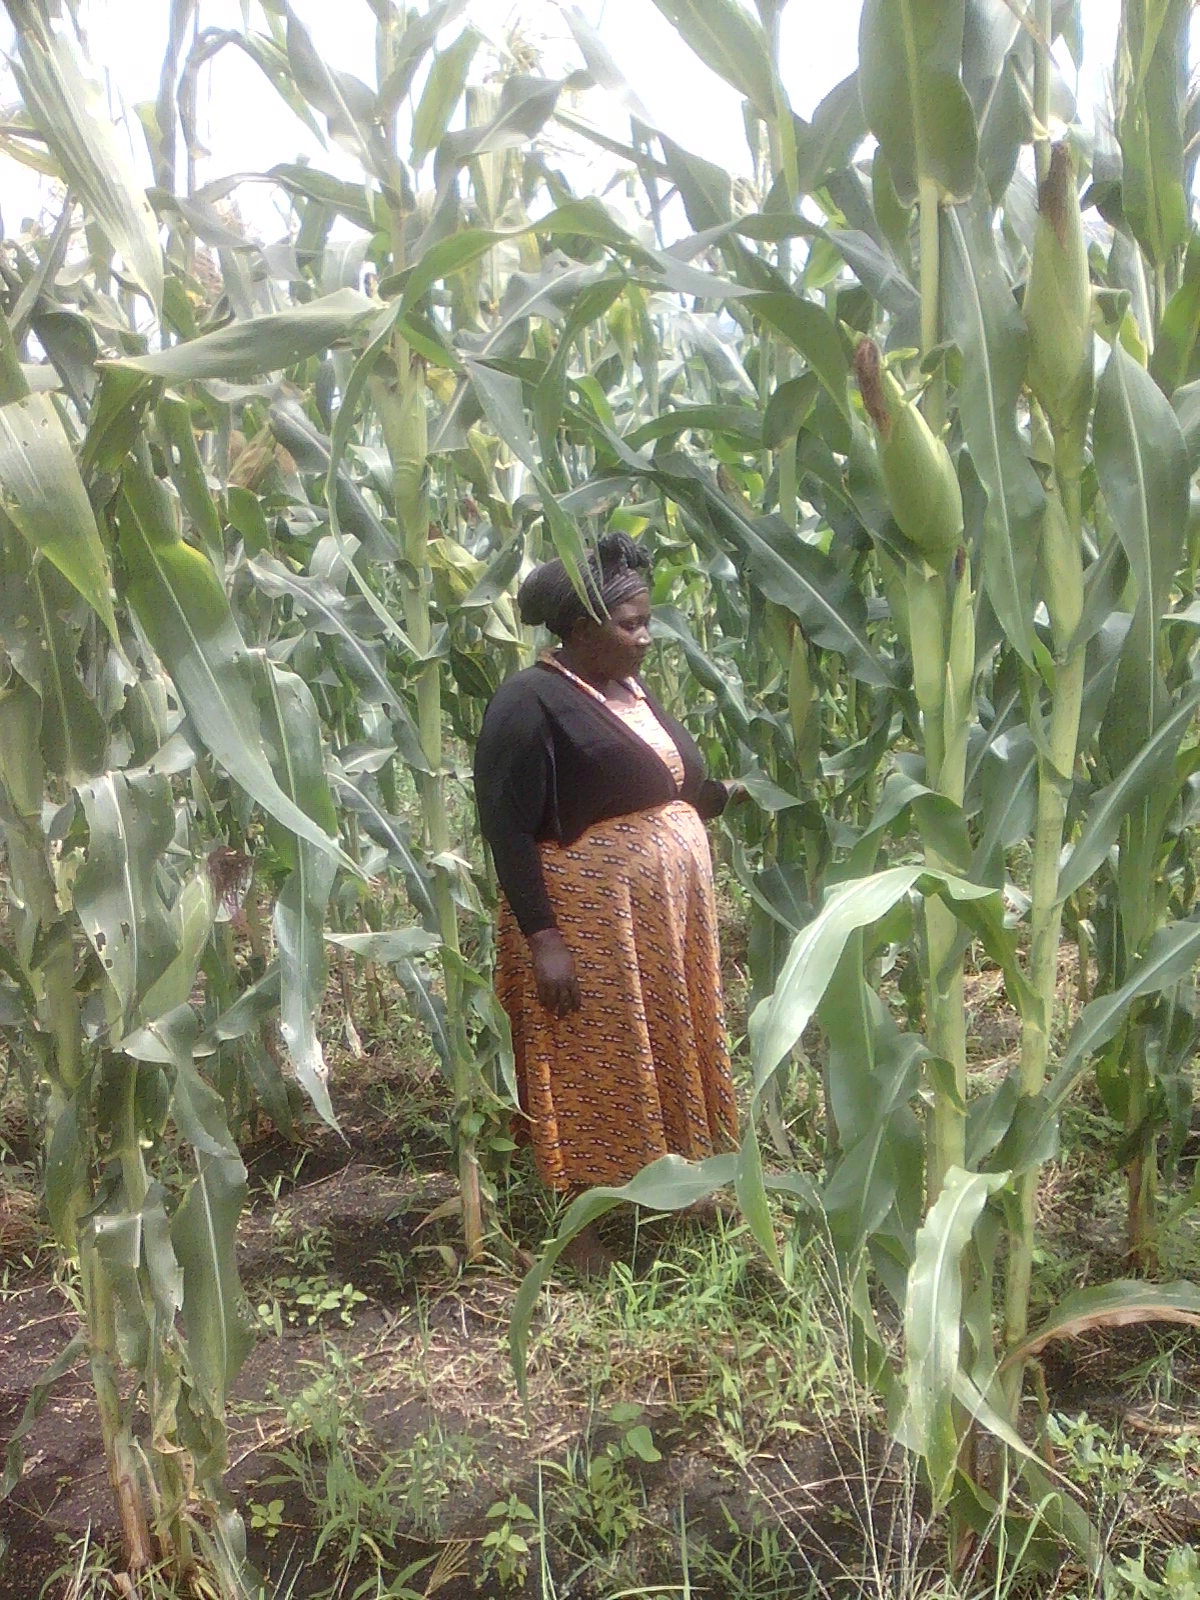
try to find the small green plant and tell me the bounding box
[1116,1544,1200,1599]
[248,1498,285,1542]
[480,1494,538,1591]
[272,1271,368,1328]
[1046,1411,1145,1499]
[545,1404,661,1558]
[1152,1432,1200,1496]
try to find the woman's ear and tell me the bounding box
[565,616,598,650]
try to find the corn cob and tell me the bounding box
[374,340,430,567]
[1024,142,1092,454]
[854,339,962,567]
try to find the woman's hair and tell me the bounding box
[517,531,652,639]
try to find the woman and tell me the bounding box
[474,533,738,1267]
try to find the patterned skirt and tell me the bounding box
[495,800,738,1192]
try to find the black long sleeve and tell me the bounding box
[474,685,559,935]
[474,665,728,936]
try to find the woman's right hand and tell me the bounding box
[527,928,581,1017]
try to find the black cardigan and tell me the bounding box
[474,662,728,935]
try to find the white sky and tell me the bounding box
[0,0,1124,244]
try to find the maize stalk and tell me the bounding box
[1004,143,1093,1408]
[856,320,973,1189]
[375,337,484,1262]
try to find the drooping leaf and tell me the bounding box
[899,1166,1009,1506]
[1116,0,1191,271]
[751,866,999,1090]
[1005,1279,1200,1368]
[563,5,657,128]
[0,392,119,640]
[74,767,179,1026]
[1045,917,1200,1118]
[858,0,979,204]
[10,12,162,309]
[1058,683,1200,901]
[0,1329,88,1497]
[411,26,481,166]
[749,294,851,420]
[1094,343,1191,767]
[325,929,440,961]
[45,1093,88,1251]
[138,869,217,1025]
[117,461,351,870]
[268,397,397,560]
[331,773,436,928]
[201,965,282,1050]
[820,953,925,1259]
[509,1154,818,1399]
[156,394,224,573]
[267,162,376,232]
[434,259,611,454]
[247,554,430,773]
[652,606,753,741]
[111,289,376,382]
[253,658,339,1129]
[431,74,562,196]
[1096,343,1192,626]
[27,566,106,782]
[1151,236,1200,399]
[283,4,376,151]
[793,73,867,198]
[974,53,1030,207]
[392,956,453,1077]
[648,0,777,118]
[172,1147,253,1419]
[375,0,472,120]
[650,453,892,686]
[464,360,595,601]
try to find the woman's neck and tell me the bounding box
[555,648,616,694]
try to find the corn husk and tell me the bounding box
[1024,143,1092,454]
[855,340,962,567]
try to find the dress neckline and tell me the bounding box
[542,652,642,707]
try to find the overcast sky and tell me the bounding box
[1,0,1124,244]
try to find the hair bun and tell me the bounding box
[597,530,651,572]
[516,563,562,628]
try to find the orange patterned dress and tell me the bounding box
[495,662,737,1192]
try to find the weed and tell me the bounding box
[480,1494,538,1591]
[248,1499,286,1543]
[261,1339,479,1599]
[541,1403,661,1582]
[270,1271,368,1329]
[1114,1544,1200,1599]
[685,1504,807,1600]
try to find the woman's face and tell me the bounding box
[568,591,652,680]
